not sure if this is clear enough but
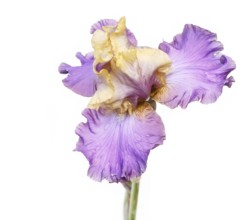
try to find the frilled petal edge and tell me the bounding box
[75,103,165,182]
[88,47,171,113]
[156,24,236,108]
[59,52,97,97]
[90,18,137,46]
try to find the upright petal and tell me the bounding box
[59,52,97,97]
[75,103,165,182]
[90,18,137,46]
[91,17,132,65]
[90,19,117,34]
[88,47,171,112]
[156,24,236,108]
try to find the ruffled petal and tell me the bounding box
[88,48,171,112]
[59,52,97,97]
[90,18,137,46]
[157,24,236,108]
[91,17,131,65]
[90,19,117,34]
[75,103,165,182]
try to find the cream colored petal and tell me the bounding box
[116,48,171,80]
[88,69,114,109]
[91,30,113,63]
[91,17,131,68]
[90,18,171,113]
[109,17,130,53]
[116,48,171,104]
[137,48,171,76]
[89,48,171,112]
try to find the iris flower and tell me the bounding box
[59,17,235,183]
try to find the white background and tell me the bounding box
[0,0,246,219]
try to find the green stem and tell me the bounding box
[123,181,131,220]
[128,179,140,220]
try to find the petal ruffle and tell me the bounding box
[88,47,171,112]
[90,18,172,113]
[75,103,165,182]
[157,24,236,108]
[90,18,137,46]
[91,17,131,65]
[59,52,97,97]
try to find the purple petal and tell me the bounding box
[58,52,97,97]
[90,18,137,46]
[75,104,165,182]
[157,24,236,108]
[125,29,138,46]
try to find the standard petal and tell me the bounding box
[157,24,236,108]
[75,103,165,182]
[90,19,117,34]
[59,52,97,97]
[88,48,171,112]
[90,18,137,46]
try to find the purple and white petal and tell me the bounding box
[59,52,97,97]
[90,19,117,34]
[90,18,137,46]
[157,24,236,108]
[75,104,165,182]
